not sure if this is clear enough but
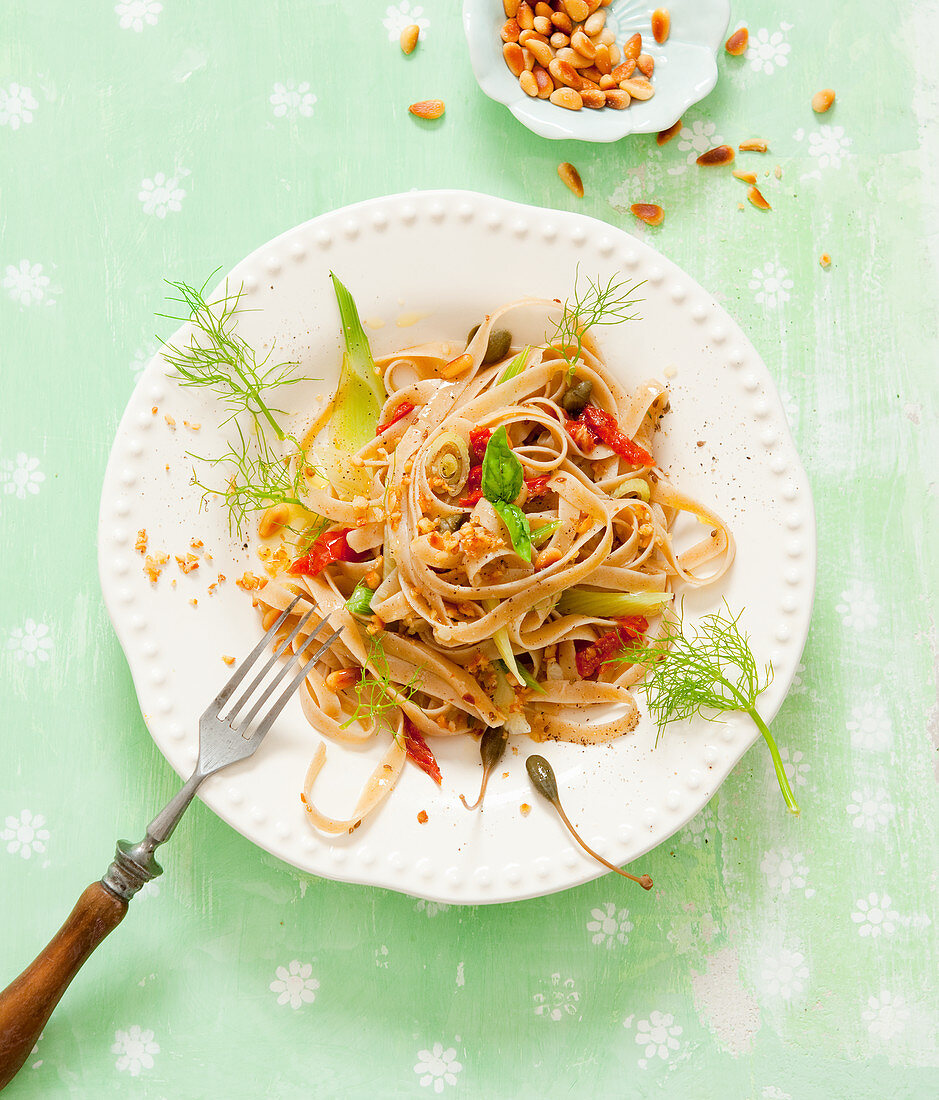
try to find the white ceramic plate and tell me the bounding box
[98,190,815,905]
[463,0,730,142]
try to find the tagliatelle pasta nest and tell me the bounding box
[248,291,735,834]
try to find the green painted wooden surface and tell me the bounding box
[1,2,937,1096]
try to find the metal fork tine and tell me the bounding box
[204,595,302,716]
[224,609,328,723]
[235,623,340,736]
[245,628,344,742]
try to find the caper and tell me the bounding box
[439,514,466,532]
[466,323,480,345]
[482,328,512,365]
[560,378,593,416]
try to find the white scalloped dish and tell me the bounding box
[98,191,815,904]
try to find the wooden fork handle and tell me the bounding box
[0,882,127,1090]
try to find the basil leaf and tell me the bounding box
[493,500,532,563]
[481,425,523,504]
[345,581,375,616]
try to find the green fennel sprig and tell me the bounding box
[550,268,645,383]
[620,605,800,815]
[341,632,424,737]
[159,275,318,537]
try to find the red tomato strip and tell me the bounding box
[403,717,442,785]
[575,616,649,679]
[376,401,416,434]
[580,405,654,467]
[469,427,492,464]
[287,529,370,577]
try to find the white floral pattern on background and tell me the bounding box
[745,26,793,75]
[269,81,317,120]
[130,345,156,385]
[2,810,50,860]
[1,453,45,499]
[608,173,646,215]
[374,944,389,968]
[862,991,909,1040]
[115,0,162,33]
[138,170,188,218]
[794,125,853,179]
[6,620,53,667]
[780,747,809,788]
[269,960,320,1008]
[533,974,580,1021]
[414,1043,463,1092]
[111,1026,159,1076]
[0,83,38,130]
[382,2,429,40]
[587,903,634,947]
[3,260,54,307]
[760,948,808,1001]
[835,579,879,631]
[749,262,794,310]
[846,788,896,832]
[415,899,450,917]
[675,120,725,167]
[681,804,715,846]
[846,699,893,752]
[760,848,815,898]
[136,879,160,900]
[851,893,899,938]
[633,1011,683,1062]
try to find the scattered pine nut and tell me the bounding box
[604,89,630,109]
[519,69,538,96]
[409,99,445,119]
[504,0,520,16]
[558,161,584,197]
[400,24,420,54]
[222,654,235,665]
[619,76,654,101]
[738,139,768,152]
[623,33,642,62]
[417,810,429,824]
[696,144,735,166]
[637,53,654,78]
[812,88,835,113]
[748,186,771,210]
[657,118,682,144]
[630,203,664,226]
[549,86,583,110]
[441,353,474,378]
[733,169,757,183]
[502,18,521,43]
[725,27,748,55]
[651,8,670,44]
[819,253,832,268]
[504,41,526,77]
[774,164,782,179]
[520,802,532,816]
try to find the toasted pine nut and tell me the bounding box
[610,60,636,82]
[537,548,563,570]
[819,253,832,268]
[563,0,589,20]
[623,32,642,61]
[519,70,538,96]
[748,186,771,210]
[581,87,606,108]
[549,86,583,110]
[501,18,520,43]
[651,8,670,43]
[732,169,757,183]
[518,28,547,45]
[725,27,748,55]
[550,31,570,48]
[365,570,382,589]
[586,0,602,13]
[630,203,664,226]
[441,352,474,378]
[571,29,596,59]
[400,24,420,54]
[598,74,617,90]
[696,144,734,166]
[517,2,534,30]
[533,65,554,97]
[604,88,630,109]
[533,14,552,35]
[535,2,552,16]
[550,10,572,33]
[598,27,615,45]
[549,57,583,89]
[409,99,445,119]
[556,46,593,68]
[656,118,681,144]
[527,38,554,67]
[258,503,289,539]
[636,53,654,78]
[619,76,654,100]
[594,43,611,73]
[608,43,621,64]
[738,138,768,152]
[503,41,526,76]
[558,161,584,197]
[522,46,535,70]
[261,607,281,632]
[503,0,519,16]
[584,11,606,35]
[580,65,603,83]
[812,88,835,113]
[325,668,359,692]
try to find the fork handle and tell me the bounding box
[0,882,127,1090]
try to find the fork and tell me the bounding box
[0,596,339,1090]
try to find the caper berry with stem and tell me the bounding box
[525,755,653,890]
[483,328,512,364]
[439,513,466,532]
[460,726,509,811]
[560,378,593,416]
